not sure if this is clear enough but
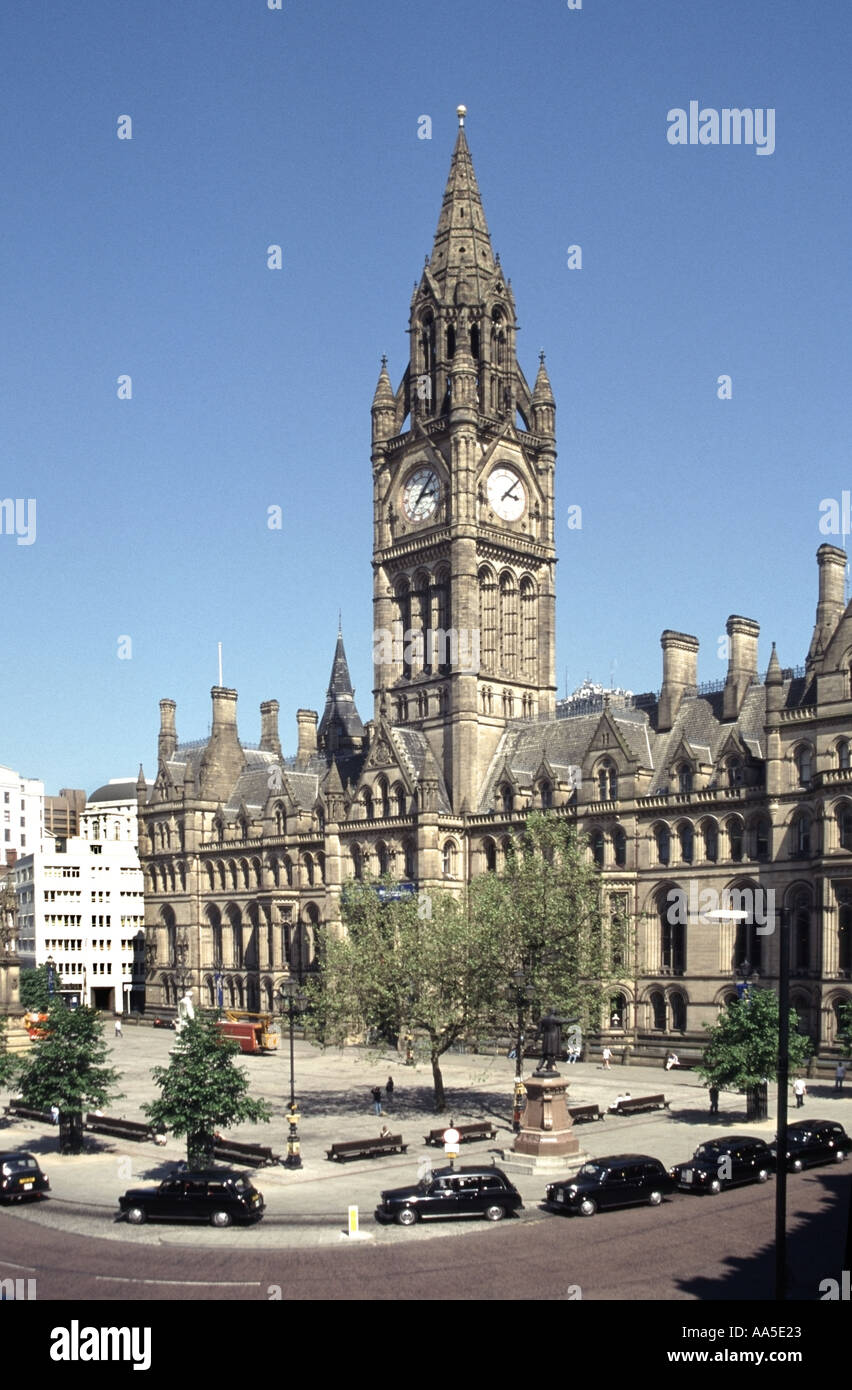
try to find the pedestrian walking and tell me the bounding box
[114,1017,123,1038]
[708,1085,719,1116]
[834,1061,846,1092]
[601,1045,612,1070]
[386,1075,394,1105]
[371,1085,383,1116]
[793,1076,807,1109]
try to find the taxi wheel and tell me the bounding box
[484,1204,505,1222]
[578,1197,597,1217]
[756,1169,769,1183]
[396,1206,417,1226]
[126,1206,146,1225]
[210,1209,232,1228]
[708,1179,722,1195]
[647,1190,663,1206]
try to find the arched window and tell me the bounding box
[792,891,811,972]
[376,842,390,877]
[678,823,694,864]
[677,764,693,795]
[520,576,537,679]
[726,758,743,789]
[650,990,666,1031]
[609,993,626,1027]
[362,789,374,821]
[478,566,497,670]
[610,894,628,969]
[539,780,553,809]
[395,577,412,679]
[92,819,100,841]
[751,817,770,862]
[591,829,605,867]
[403,839,416,881]
[483,838,497,872]
[702,820,718,862]
[377,778,390,820]
[597,760,618,801]
[728,817,744,862]
[393,784,406,817]
[792,814,811,858]
[838,740,851,770]
[499,572,518,674]
[795,745,813,787]
[838,903,852,974]
[670,992,687,1032]
[655,824,671,867]
[303,854,314,887]
[274,802,286,835]
[838,805,852,851]
[442,840,457,877]
[734,907,762,973]
[660,893,686,974]
[350,845,363,881]
[499,784,513,815]
[613,827,627,868]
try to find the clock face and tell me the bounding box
[487,466,526,521]
[402,467,440,522]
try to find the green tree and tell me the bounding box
[308,881,503,1111]
[837,1001,852,1059]
[19,964,64,1012]
[698,988,812,1119]
[16,1003,121,1151]
[467,812,612,1059]
[143,1012,272,1167]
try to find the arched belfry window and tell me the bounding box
[499,572,518,674]
[520,576,537,680]
[479,567,497,670]
[394,577,412,679]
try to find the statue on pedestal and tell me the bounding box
[175,991,195,1035]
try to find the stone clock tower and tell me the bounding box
[371,107,557,812]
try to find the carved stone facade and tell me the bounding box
[139,113,851,1056]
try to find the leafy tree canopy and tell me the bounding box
[698,988,811,1090]
[19,964,64,1012]
[16,1003,121,1115]
[143,1012,271,1160]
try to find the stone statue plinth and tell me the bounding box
[510,1074,581,1167]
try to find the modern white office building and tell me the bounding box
[13,779,149,1013]
[0,764,43,865]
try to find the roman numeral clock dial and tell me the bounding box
[487,466,526,522]
[402,467,440,522]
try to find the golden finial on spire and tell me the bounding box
[457,105,467,127]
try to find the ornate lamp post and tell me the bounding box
[277,979,305,1169]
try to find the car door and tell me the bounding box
[600,1165,629,1210]
[156,1179,187,1219]
[428,1175,459,1218]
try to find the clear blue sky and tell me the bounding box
[2,0,850,793]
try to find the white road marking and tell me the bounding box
[95,1275,262,1287]
[0,1259,37,1272]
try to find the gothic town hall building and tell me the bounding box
[139,112,851,1060]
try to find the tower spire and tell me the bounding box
[428,107,496,299]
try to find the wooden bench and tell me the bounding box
[567,1104,605,1124]
[424,1121,498,1146]
[212,1137,278,1168]
[4,1103,52,1123]
[85,1114,154,1142]
[609,1094,669,1116]
[326,1135,408,1162]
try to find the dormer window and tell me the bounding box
[499,784,513,815]
[539,780,553,809]
[677,764,693,795]
[597,760,618,801]
[726,757,743,789]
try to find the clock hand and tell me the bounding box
[415,479,433,506]
[501,485,520,501]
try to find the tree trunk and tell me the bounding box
[58,1112,84,1154]
[431,1052,446,1112]
[188,1130,215,1169]
[746,1082,768,1121]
